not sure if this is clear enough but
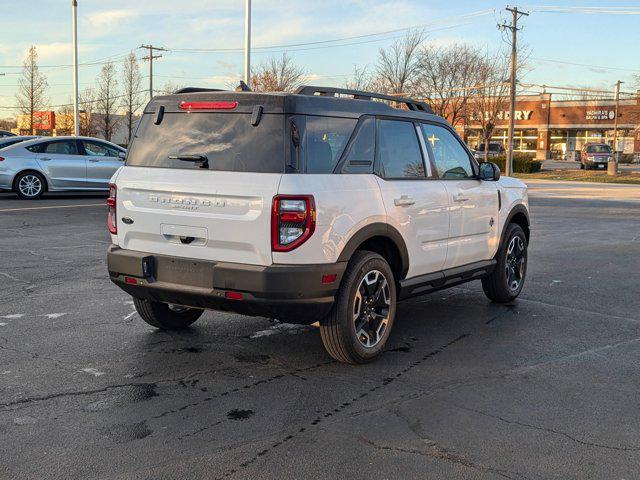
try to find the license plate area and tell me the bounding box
[155,257,213,288]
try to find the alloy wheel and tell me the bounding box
[18,174,43,198]
[353,270,391,348]
[505,235,526,292]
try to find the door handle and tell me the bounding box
[88,159,100,162]
[453,194,469,203]
[394,195,415,207]
[40,157,51,161]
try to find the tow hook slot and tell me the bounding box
[161,224,208,246]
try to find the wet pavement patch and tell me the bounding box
[226,408,254,421]
[234,353,271,364]
[102,421,152,443]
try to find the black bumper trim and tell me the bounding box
[107,245,346,323]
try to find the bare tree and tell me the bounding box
[79,87,97,136]
[466,51,511,161]
[95,61,119,141]
[56,102,75,135]
[251,53,306,92]
[345,65,374,91]
[121,52,144,145]
[417,43,484,127]
[157,81,186,95]
[375,31,424,95]
[15,46,48,134]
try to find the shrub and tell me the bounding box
[486,154,542,174]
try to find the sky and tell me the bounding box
[1,0,640,116]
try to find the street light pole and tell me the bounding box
[244,0,251,86]
[71,0,79,136]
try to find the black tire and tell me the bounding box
[133,298,203,330]
[14,171,46,199]
[579,163,585,170]
[482,223,528,303]
[319,251,396,364]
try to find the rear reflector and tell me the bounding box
[179,101,238,111]
[225,291,244,300]
[124,276,138,285]
[322,274,337,284]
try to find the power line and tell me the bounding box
[531,5,640,15]
[531,57,640,73]
[140,45,167,100]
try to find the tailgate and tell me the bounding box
[114,166,281,266]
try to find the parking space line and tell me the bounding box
[0,203,104,213]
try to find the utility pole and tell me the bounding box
[140,44,167,100]
[610,80,623,175]
[499,6,528,176]
[71,0,79,136]
[244,0,251,85]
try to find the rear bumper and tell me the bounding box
[107,245,346,324]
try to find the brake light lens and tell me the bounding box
[107,183,117,234]
[271,195,316,252]
[179,101,238,111]
[0,157,4,162]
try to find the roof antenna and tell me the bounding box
[235,80,251,92]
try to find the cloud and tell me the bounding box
[85,9,139,31]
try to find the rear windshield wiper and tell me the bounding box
[169,154,209,169]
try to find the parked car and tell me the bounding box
[106,85,530,364]
[0,130,16,138]
[474,141,505,160]
[0,135,40,150]
[580,142,612,170]
[0,136,126,199]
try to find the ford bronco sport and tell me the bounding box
[107,85,530,364]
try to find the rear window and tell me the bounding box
[302,116,357,173]
[126,112,286,173]
[586,144,611,154]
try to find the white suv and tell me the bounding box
[107,86,529,364]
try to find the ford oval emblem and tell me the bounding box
[121,217,134,225]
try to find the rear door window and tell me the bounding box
[126,112,286,173]
[41,140,79,155]
[303,116,356,173]
[377,119,425,178]
[341,117,375,174]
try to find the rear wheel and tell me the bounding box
[482,223,528,303]
[15,171,45,199]
[133,298,203,330]
[319,251,396,364]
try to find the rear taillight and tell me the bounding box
[0,157,4,162]
[271,195,316,252]
[107,183,117,234]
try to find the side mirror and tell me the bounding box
[118,151,126,160]
[479,162,500,181]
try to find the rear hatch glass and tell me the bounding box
[126,112,286,173]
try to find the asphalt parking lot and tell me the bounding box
[1,185,639,480]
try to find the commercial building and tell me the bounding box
[457,93,640,160]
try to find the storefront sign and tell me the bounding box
[470,110,533,121]
[585,110,615,121]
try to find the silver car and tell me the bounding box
[0,136,126,199]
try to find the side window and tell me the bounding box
[304,116,357,173]
[26,143,44,153]
[341,117,375,174]
[421,124,474,179]
[377,119,425,179]
[83,140,119,157]
[42,140,79,155]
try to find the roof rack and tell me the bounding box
[173,87,226,94]
[294,85,433,113]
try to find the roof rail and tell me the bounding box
[173,87,227,94]
[294,85,433,113]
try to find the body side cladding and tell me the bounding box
[337,222,410,280]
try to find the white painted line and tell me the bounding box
[41,313,68,319]
[0,203,104,213]
[0,323,7,327]
[81,367,105,377]
[123,311,136,320]
[0,314,23,319]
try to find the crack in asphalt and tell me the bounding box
[356,436,521,480]
[454,405,640,452]
[210,334,469,480]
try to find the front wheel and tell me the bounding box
[319,251,396,364]
[133,298,203,330]
[482,223,528,303]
